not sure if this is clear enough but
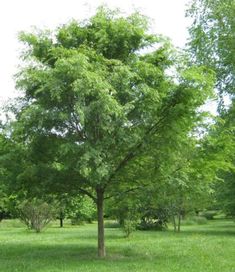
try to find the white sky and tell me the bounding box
[0,0,191,106]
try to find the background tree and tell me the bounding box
[67,195,96,225]
[106,124,217,232]
[187,0,235,100]
[187,0,235,219]
[210,106,235,217]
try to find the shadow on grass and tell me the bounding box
[1,243,98,272]
[179,221,235,237]
[51,229,124,241]
[213,222,235,229]
[181,229,235,237]
[1,221,234,271]
[0,241,175,272]
[2,241,187,259]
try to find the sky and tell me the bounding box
[0,0,192,107]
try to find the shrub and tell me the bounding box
[192,216,207,225]
[122,219,138,237]
[0,209,11,222]
[70,218,85,225]
[18,199,57,232]
[138,207,169,231]
[200,210,218,220]
[181,219,195,226]
[104,221,121,228]
[138,218,168,230]
[67,196,96,225]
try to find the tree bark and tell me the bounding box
[96,187,106,257]
[177,212,181,232]
[60,217,63,228]
[59,210,64,228]
[172,215,177,232]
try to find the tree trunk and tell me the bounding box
[59,211,64,228]
[60,217,63,228]
[119,214,125,227]
[172,215,177,232]
[177,212,181,232]
[96,188,106,258]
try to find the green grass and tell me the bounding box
[0,219,234,272]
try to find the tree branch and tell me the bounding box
[104,183,149,200]
[78,188,97,202]
[106,99,177,188]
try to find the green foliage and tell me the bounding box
[67,195,96,224]
[201,106,235,217]
[216,173,235,218]
[1,7,216,256]
[0,187,9,221]
[11,7,214,196]
[199,210,218,220]
[122,218,138,238]
[187,0,235,219]
[17,199,57,232]
[104,221,121,228]
[187,0,235,97]
[138,211,168,231]
[192,216,208,225]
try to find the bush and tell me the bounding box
[192,216,207,225]
[122,219,138,237]
[214,212,226,219]
[181,219,195,226]
[0,209,11,222]
[138,208,168,231]
[138,218,167,230]
[18,199,57,232]
[70,218,85,225]
[104,221,121,228]
[67,196,96,225]
[200,210,218,220]
[138,207,169,231]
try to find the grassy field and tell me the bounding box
[0,219,234,272]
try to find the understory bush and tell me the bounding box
[0,209,11,222]
[18,199,57,232]
[200,210,218,220]
[104,221,121,228]
[122,218,138,237]
[67,196,96,225]
[138,218,168,230]
[138,208,169,231]
[192,216,208,225]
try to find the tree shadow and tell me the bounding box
[0,240,187,272]
[1,222,234,271]
[180,226,235,237]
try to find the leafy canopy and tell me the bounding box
[187,0,235,98]
[11,7,216,198]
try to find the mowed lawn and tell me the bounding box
[0,219,234,272]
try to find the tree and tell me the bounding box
[187,0,235,100]
[66,195,96,225]
[211,105,235,217]
[118,134,217,233]
[11,7,214,257]
[187,0,235,219]
[216,168,235,218]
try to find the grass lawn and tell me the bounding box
[0,219,234,272]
